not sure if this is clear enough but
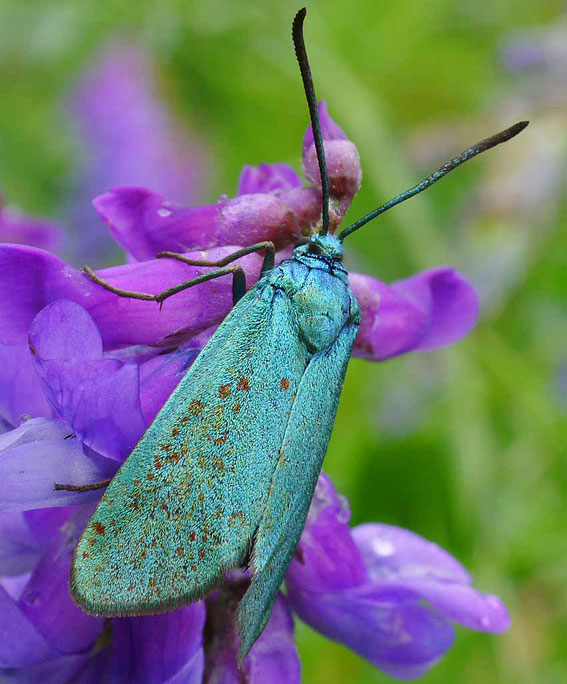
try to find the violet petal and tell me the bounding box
[302,101,348,152]
[287,473,368,593]
[0,583,54,667]
[350,268,479,361]
[0,244,262,350]
[94,186,302,260]
[353,524,510,632]
[1,654,91,684]
[138,344,201,425]
[287,583,455,681]
[237,163,303,195]
[0,342,52,425]
[18,508,103,655]
[29,301,147,460]
[0,427,117,512]
[110,604,205,684]
[0,513,41,575]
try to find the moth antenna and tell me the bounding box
[292,7,330,235]
[338,120,529,241]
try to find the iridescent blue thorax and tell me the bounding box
[291,232,347,281]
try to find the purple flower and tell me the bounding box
[0,193,64,253]
[68,42,210,263]
[286,475,509,680]
[0,102,497,681]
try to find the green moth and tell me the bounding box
[63,7,528,663]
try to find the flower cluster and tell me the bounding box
[0,88,508,682]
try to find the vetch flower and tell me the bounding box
[0,100,496,682]
[286,475,509,680]
[68,42,210,264]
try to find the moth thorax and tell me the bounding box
[293,272,351,353]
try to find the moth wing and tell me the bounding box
[237,320,359,660]
[71,280,310,615]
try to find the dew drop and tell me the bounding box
[18,413,31,424]
[157,208,172,218]
[217,193,229,203]
[372,538,395,557]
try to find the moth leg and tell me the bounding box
[156,241,276,279]
[156,265,248,305]
[54,478,112,492]
[82,264,247,306]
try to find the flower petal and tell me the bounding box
[238,163,303,195]
[138,343,201,425]
[353,524,509,633]
[302,101,348,152]
[29,301,146,460]
[352,523,471,584]
[94,186,302,260]
[18,507,103,655]
[110,604,205,684]
[287,583,454,680]
[1,654,91,684]
[204,588,300,684]
[0,513,41,575]
[286,473,368,593]
[0,419,118,512]
[350,268,479,361]
[0,583,54,667]
[0,342,52,425]
[0,244,263,350]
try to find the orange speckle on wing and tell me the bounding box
[176,546,184,557]
[214,435,227,445]
[233,402,241,414]
[93,522,105,535]
[280,378,290,390]
[82,552,90,559]
[133,479,141,486]
[189,400,204,416]
[198,549,205,561]
[237,377,250,392]
[172,427,180,436]
[189,531,196,541]
[229,511,246,527]
[218,384,231,398]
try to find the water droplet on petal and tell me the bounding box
[486,595,501,608]
[157,208,172,218]
[217,193,229,203]
[18,413,31,424]
[372,538,395,557]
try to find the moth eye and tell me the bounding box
[308,242,323,255]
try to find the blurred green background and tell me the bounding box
[0,0,565,682]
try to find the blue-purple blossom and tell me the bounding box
[0,101,505,682]
[68,42,210,264]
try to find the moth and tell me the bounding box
[60,7,527,662]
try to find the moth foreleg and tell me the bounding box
[53,478,112,492]
[82,263,247,307]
